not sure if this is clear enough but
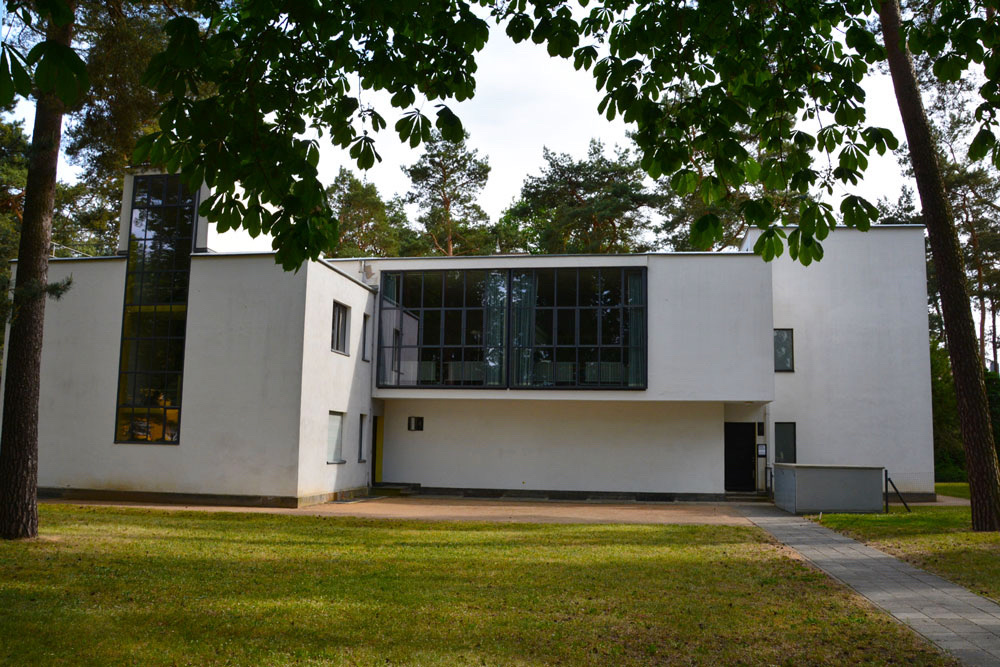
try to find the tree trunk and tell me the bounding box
[880,0,1000,531]
[0,11,74,540]
[992,298,997,370]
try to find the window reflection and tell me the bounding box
[115,174,197,443]
[377,267,646,389]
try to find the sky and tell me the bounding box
[13,24,913,253]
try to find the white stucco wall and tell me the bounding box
[760,226,935,493]
[380,399,725,493]
[295,261,377,498]
[353,253,774,403]
[33,254,308,499]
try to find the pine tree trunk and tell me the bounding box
[992,298,997,369]
[880,0,1000,531]
[0,12,74,540]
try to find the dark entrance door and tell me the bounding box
[724,422,756,492]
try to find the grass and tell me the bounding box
[0,505,953,666]
[820,506,1000,603]
[935,482,970,499]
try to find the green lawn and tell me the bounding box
[820,506,1000,603]
[935,482,970,499]
[0,505,952,666]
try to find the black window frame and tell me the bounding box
[358,413,367,463]
[113,174,198,445]
[774,422,797,463]
[774,328,794,372]
[332,301,350,355]
[376,267,647,390]
[361,313,371,361]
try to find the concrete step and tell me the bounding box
[724,492,771,503]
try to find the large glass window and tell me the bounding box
[115,174,197,443]
[511,267,646,388]
[377,267,646,389]
[378,270,508,387]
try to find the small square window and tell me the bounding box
[332,302,350,354]
[327,412,345,463]
[774,329,794,372]
[358,414,367,462]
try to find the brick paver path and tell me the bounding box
[741,504,1000,666]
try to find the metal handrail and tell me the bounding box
[884,470,912,513]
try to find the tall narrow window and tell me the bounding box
[361,314,371,361]
[358,414,366,462]
[114,174,197,444]
[327,412,345,463]
[332,302,349,354]
[775,422,796,463]
[774,329,794,372]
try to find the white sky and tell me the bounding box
[13,24,913,253]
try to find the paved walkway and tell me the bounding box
[45,496,751,525]
[740,504,1000,666]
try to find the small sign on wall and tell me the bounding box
[407,417,424,431]
[757,444,767,457]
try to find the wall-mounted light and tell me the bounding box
[407,417,424,431]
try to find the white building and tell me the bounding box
[4,173,936,506]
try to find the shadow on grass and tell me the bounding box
[0,505,953,666]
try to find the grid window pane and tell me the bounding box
[327,412,344,463]
[115,174,197,444]
[377,267,645,389]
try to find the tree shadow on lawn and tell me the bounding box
[0,505,954,666]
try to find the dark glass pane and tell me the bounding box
[601,347,623,385]
[117,373,132,405]
[164,174,182,205]
[463,347,484,385]
[533,347,554,385]
[580,347,599,384]
[534,308,553,346]
[402,273,422,308]
[625,269,645,306]
[148,176,166,207]
[555,348,576,386]
[579,308,598,345]
[382,274,400,305]
[168,309,187,338]
[535,269,555,307]
[179,182,197,206]
[442,347,462,384]
[132,176,150,209]
[465,270,487,307]
[166,338,185,370]
[418,348,442,385]
[600,268,622,306]
[422,310,441,346]
[164,408,181,443]
[131,209,147,240]
[397,346,419,385]
[556,268,576,307]
[423,272,442,307]
[775,423,796,463]
[774,329,794,371]
[579,269,600,306]
[444,310,463,345]
[601,308,622,346]
[163,374,182,407]
[465,309,483,345]
[121,338,139,372]
[444,271,463,307]
[510,271,532,308]
[484,346,505,386]
[557,309,576,345]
